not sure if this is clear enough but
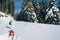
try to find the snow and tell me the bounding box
[0,12,14,40]
[0,33,9,40]
[14,21,60,40]
[45,6,59,20]
[45,8,54,20]
[0,12,60,40]
[0,12,6,16]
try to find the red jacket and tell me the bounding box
[9,30,14,36]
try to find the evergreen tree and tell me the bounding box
[45,0,60,24]
[2,0,8,13]
[0,0,2,11]
[39,0,47,23]
[8,0,15,16]
[2,0,6,12]
[20,0,38,22]
[32,0,43,23]
[0,0,14,16]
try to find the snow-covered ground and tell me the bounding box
[0,33,9,40]
[14,21,60,40]
[0,12,60,40]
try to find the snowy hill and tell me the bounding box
[0,12,60,40]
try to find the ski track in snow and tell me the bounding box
[0,12,60,40]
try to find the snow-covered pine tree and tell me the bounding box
[41,0,47,23]
[20,0,38,23]
[32,0,43,23]
[45,0,60,24]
